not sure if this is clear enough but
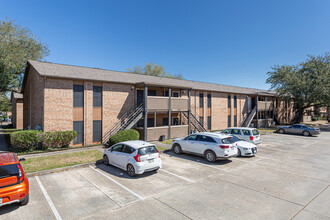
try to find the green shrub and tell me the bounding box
[109,129,139,146]
[10,130,43,151]
[41,131,77,149]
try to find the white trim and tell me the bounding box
[159,169,195,183]
[35,176,62,220]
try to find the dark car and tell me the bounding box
[276,124,321,136]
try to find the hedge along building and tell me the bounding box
[11,91,23,129]
[21,60,295,146]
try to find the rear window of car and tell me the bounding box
[242,130,251,135]
[252,130,259,135]
[231,136,241,142]
[0,164,19,179]
[138,146,158,156]
[221,137,235,144]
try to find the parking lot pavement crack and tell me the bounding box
[217,177,305,207]
[73,169,122,208]
[290,184,330,220]
[153,197,193,220]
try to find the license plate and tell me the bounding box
[148,159,154,163]
[231,147,235,150]
[0,198,2,204]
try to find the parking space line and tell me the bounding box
[90,166,144,200]
[35,176,62,220]
[159,169,195,183]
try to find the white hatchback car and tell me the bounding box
[103,140,162,177]
[221,127,262,144]
[171,132,238,162]
[230,135,258,157]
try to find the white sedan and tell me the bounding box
[103,140,162,177]
[230,135,258,157]
[171,132,238,162]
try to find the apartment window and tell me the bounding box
[148,90,156,96]
[73,85,84,107]
[228,116,231,127]
[93,86,102,107]
[93,120,102,142]
[147,118,155,127]
[173,92,179,97]
[234,96,237,108]
[164,91,169,97]
[199,94,204,108]
[199,116,204,126]
[227,96,231,108]
[207,116,211,130]
[207,94,211,108]
[73,121,84,144]
[172,117,179,125]
[234,115,237,127]
[163,118,169,126]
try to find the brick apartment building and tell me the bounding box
[21,60,295,146]
[10,91,23,129]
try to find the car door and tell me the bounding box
[108,144,124,166]
[196,135,217,155]
[241,129,251,142]
[117,145,134,168]
[181,134,198,152]
[231,129,242,139]
[285,125,294,134]
[291,125,301,134]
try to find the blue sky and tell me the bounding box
[1,0,329,90]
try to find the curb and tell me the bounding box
[26,161,103,177]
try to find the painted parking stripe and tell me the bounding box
[90,166,144,200]
[35,176,62,220]
[159,169,195,183]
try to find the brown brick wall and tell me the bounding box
[23,66,44,130]
[44,78,73,132]
[84,82,93,145]
[16,100,24,129]
[211,92,227,130]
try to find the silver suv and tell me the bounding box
[220,127,262,144]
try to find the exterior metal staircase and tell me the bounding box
[240,106,257,127]
[182,112,207,133]
[102,103,144,144]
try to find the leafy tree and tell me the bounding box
[127,63,183,79]
[266,53,330,122]
[0,93,11,112]
[0,18,49,92]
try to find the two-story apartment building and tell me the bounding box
[21,60,295,146]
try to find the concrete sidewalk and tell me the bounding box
[0,125,9,152]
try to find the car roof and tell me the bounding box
[118,140,155,149]
[0,152,18,165]
[226,127,258,130]
[194,132,232,139]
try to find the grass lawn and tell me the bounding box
[258,128,276,135]
[21,150,103,173]
[156,145,168,151]
[161,140,173,145]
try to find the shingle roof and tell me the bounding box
[26,60,274,95]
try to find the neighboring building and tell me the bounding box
[21,60,295,146]
[10,91,24,129]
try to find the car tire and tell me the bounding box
[172,144,182,154]
[127,164,136,177]
[237,149,241,157]
[302,131,310,136]
[278,129,285,134]
[103,155,109,165]
[20,195,29,206]
[204,150,216,163]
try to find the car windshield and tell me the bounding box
[221,137,235,144]
[138,146,158,156]
[0,164,19,179]
[252,130,259,135]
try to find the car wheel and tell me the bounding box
[237,149,241,157]
[302,131,310,136]
[127,164,136,177]
[172,144,182,154]
[205,150,216,163]
[278,129,285,134]
[103,155,109,165]
[20,195,29,206]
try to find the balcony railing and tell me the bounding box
[147,96,189,112]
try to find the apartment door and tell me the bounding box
[137,90,144,106]
[247,96,251,111]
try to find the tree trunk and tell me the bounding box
[294,108,305,123]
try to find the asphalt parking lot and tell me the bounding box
[1,132,330,220]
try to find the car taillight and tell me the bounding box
[157,149,160,158]
[250,136,254,141]
[134,153,141,162]
[219,145,229,149]
[17,164,24,182]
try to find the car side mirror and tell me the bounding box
[19,158,25,162]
